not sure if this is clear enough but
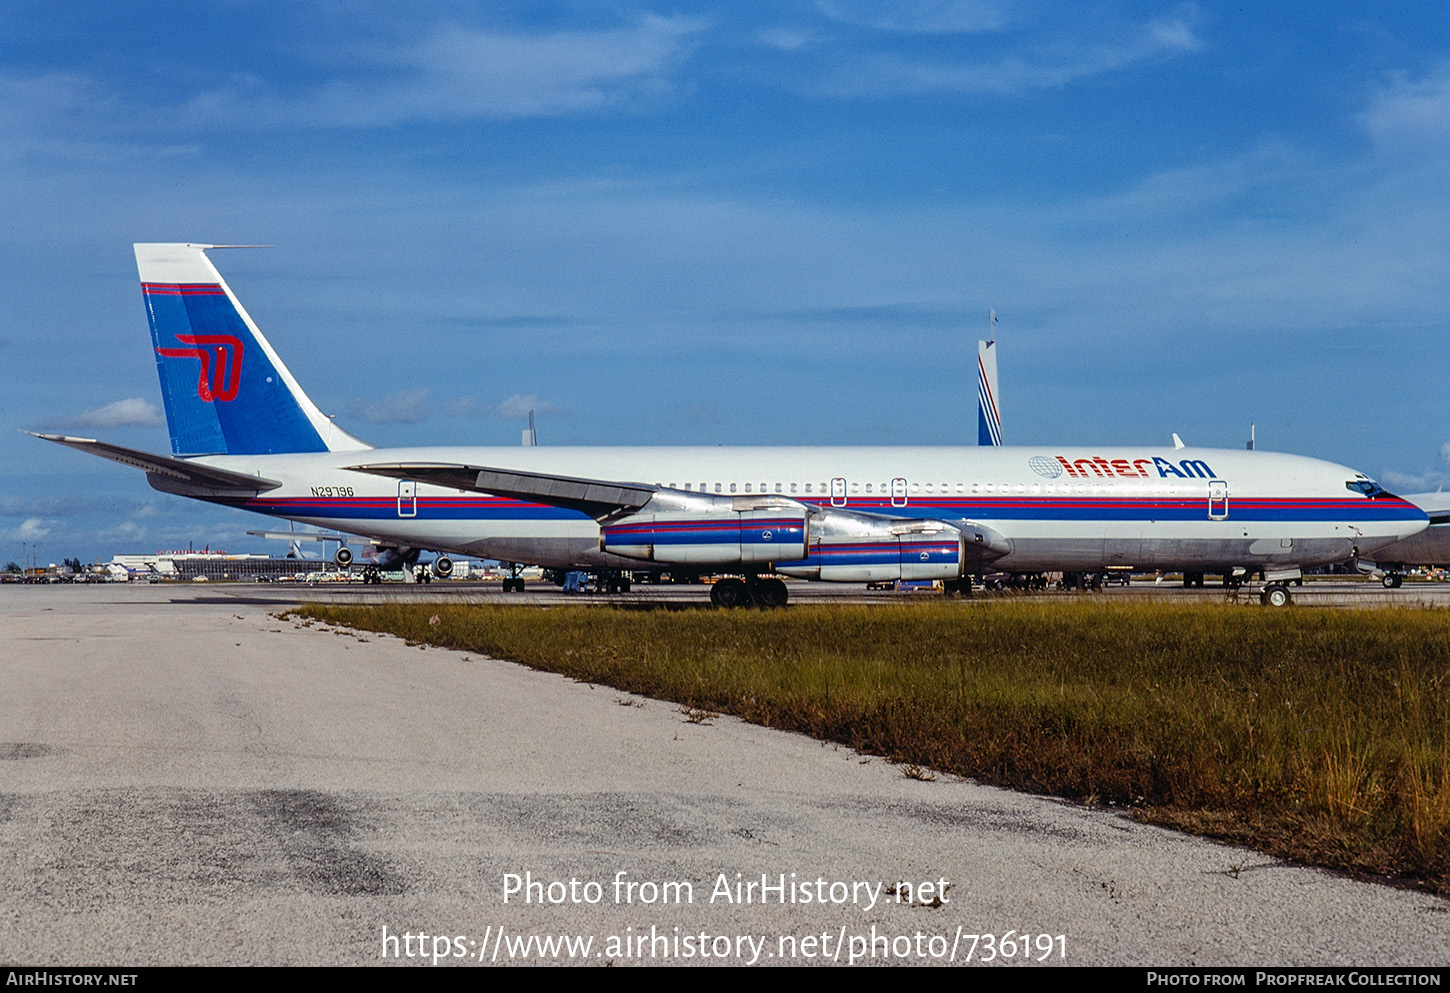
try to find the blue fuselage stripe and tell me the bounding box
[244,495,1424,525]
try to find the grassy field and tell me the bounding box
[298,599,1450,893]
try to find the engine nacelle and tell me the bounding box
[334,546,354,568]
[774,513,967,583]
[602,507,809,565]
[431,555,454,578]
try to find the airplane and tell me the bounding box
[243,527,439,583]
[1352,492,1450,587]
[33,243,1429,608]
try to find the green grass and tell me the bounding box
[297,599,1450,893]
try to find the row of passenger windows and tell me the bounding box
[653,481,1184,496]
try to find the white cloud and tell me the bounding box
[1360,63,1450,155]
[816,0,1007,34]
[811,11,1201,97]
[1380,443,1450,494]
[756,27,821,51]
[347,388,434,424]
[494,394,566,419]
[184,15,709,127]
[4,518,56,541]
[57,398,165,429]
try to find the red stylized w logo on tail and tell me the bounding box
[156,334,245,402]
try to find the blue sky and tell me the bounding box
[4,1,1450,562]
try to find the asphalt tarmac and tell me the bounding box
[1,583,1445,967]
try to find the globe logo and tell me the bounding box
[1028,455,1063,479]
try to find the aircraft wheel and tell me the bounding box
[1382,573,1403,589]
[710,578,750,608]
[1260,584,1292,607]
[752,578,788,608]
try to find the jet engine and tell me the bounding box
[602,506,809,565]
[774,511,969,583]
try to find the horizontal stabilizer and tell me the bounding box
[29,433,281,492]
[345,462,657,518]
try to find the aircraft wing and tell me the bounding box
[29,433,282,493]
[345,462,657,519]
[1402,492,1450,525]
[347,461,1014,565]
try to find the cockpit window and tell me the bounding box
[1346,480,1389,498]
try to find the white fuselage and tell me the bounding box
[170,444,1428,576]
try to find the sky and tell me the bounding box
[3,1,1450,564]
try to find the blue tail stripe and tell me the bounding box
[145,290,227,456]
[144,284,329,455]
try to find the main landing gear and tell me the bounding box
[709,576,788,608]
[501,562,526,593]
[1381,572,1404,589]
[1260,584,1292,607]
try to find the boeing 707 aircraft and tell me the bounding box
[35,244,1428,606]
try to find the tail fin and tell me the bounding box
[136,243,370,456]
[977,338,1001,446]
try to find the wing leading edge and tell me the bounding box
[342,462,656,519]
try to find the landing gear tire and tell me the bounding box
[1260,584,1292,607]
[944,577,973,597]
[710,577,751,608]
[751,577,789,608]
[1382,573,1403,589]
[502,578,524,593]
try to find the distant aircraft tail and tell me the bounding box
[977,338,1001,446]
[136,243,370,456]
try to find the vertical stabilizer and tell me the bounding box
[977,338,1001,446]
[136,243,371,456]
